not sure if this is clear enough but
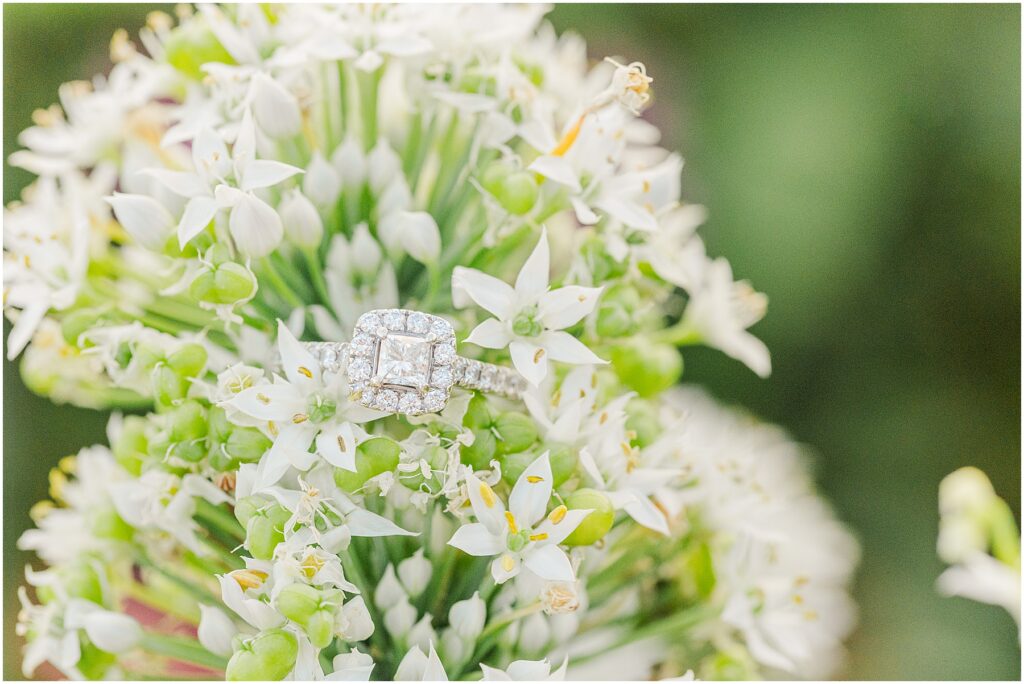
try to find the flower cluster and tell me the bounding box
[7,4,856,681]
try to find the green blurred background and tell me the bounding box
[4,3,1020,680]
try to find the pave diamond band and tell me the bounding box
[303,308,526,416]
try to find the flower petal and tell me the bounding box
[509,340,548,386]
[465,318,512,350]
[229,194,284,258]
[347,508,417,537]
[106,192,175,251]
[316,421,357,471]
[528,155,581,192]
[465,472,507,535]
[177,195,219,248]
[514,228,550,301]
[509,452,553,526]
[452,266,516,319]
[523,544,574,582]
[276,320,322,390]
[537,285,603,330]
[240,159,304,192]
[534,507,592,545]
[449,522,504,557]
[537,331,606,365]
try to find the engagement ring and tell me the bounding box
[304,309,526,416]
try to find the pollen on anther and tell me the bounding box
[337,435,347,451]
[292,413,309,424]
[526,475,544,484]
[501,555,516,572]
[479,482,497,508]
[298,366,313,378]
[505,511,518,534]
[533,348,545,363]
[548,505,568,524]
[529,532,548,542]
[257,393,271,404]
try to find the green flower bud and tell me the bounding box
[479,162,511,197]
[333,437,401,492]
[213,263,258,303]
[58,562,104,604]
[502,443,576,487]
[152,364,188,406]
[274,583,321,625]
[596,284,640,338]
[113,341,134,369]
[563,488,615,546]
[111,415,148,475]
[610,341,683,398]
[402,445,449,491]
[226,629,298,681]
[77,636,117,680]
[224,427,271,464]
[88,505,133,542]
[460,428,497,471]
[61,309,101,346]
[164,19,235,80]
[207,406,232,442]
[205,243,233,267]
[245,504,290,560]
[686,541,716,599]
[169,401,208,442]
[626,398,662,448]
[132,343,165,371]
[581,237,628,282]
[233,496,262,527]
[171,439,207,463]
[493,412,538,456]
[497,171,539,215]
[463,392,494,430]
[305,609,335,649]
[167,343,208,379]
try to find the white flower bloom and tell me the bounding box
[454,229,604,385]
[304,151,342,209]
[279,188,325,248]
[937,552,1021,628]
[197,603,238,657]
[394,643,449,681]
[249,71,302,139]
[105,191,175,251]
[680,257,771,378]
[480,657,567,681]
[448,453,590,584]
[397,549,432,598]
[384,595,418,638]
[378,210,441,265]
[145,109,301,255]
[314,225,399,338]
[222,321,381,491]
[375,564,407,611]
[327,649,375,681]
[448,591,486,641]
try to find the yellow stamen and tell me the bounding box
[297,366,313,378]
[529,533,548,542]
[292,413,309,424]
[551,114,586,157]
[257,393,271,404]
[501,554,516,572]
[232,569,268,590]
[336,435,347,452]
[548,505,568,524]
[533,348,545,364]
[301,554,325,579]
[526,475,544,484]
[504,511,518,534]
[479,482,497,508]
[268,420,279,437]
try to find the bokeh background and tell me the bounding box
[3,3,1020,680]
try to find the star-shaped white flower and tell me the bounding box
[222,321,381,491]
[453,229,604,385]
[145,108,302,257]
[480,657,568,681]
[447,453,590,584]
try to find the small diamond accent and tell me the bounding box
[351,333,374,355]
[382,310,407,330]
[423,389,446,412]
[398,393,422,414]
[430,318,453,340]
[375,389,400,412]
[407,312,430,334]
[349,358,372,381]
[433,344,455,365]
[358,312,381,332]
[431,366,454,389]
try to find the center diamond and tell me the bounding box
[375,333,432,388]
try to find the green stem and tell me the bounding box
[358,68,380,151]
[569,605,716,667]
[194,499,246,543]
[139,632,227,671]
[136,551,221,607]
[304,248,333,310]
[258,258,305,309]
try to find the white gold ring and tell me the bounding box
[304,308,526,416]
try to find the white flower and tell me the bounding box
[681,257,771,378]
[145,109,302,255]
[249,71,302,139]
[105,191,175,251]
[222,321,380,491]
[326,649,375,681]
[304,151,342,209]
[378,210,441,265]
[480,657,567,681]
[448,591,486,641]
[197,604,238,658]
[279,188,324,248]
[397,549,432,598]
[448,453,590,584]
[394,643,449,681]
[454,229,604,385]
[937,552,1021,628]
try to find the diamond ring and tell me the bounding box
[303,309,526,416]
